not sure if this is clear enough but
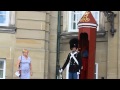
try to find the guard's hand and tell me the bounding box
[76,49,79,52]
[77,70,80,75]
[59,69,63,73]
[81,66,83,69]
[77,72,80,75]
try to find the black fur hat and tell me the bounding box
[69,38,78,50]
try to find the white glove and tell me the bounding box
[77,70,80,75]
[59,69,63,73]
[77,72,80,75]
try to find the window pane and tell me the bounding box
[71,12,74,21]
[71,12,75,30]
[71,21,73,30]
[76,12,81,20]
[73,22,76,29]
[94,12,98,19]
[77,13,82,21]
[0,61,4,69]
[0,15,6,23]
[0,70,3,78]
[71,12,74,22]
[71,13,73,29]
[74,14,75,21]
[71,11,75,22]
[0,11,6,14]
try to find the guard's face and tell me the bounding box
[72,47,77,51]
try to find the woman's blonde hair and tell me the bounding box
[22,49,29,53]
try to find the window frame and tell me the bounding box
[0,59,6,79]
[68,11,100,32]
[0,11,10,26]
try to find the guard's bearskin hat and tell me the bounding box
[69,38,78,50]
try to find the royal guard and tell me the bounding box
[59,38,82,79]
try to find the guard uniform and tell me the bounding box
[61,38,82,79]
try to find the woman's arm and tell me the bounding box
[30,62,33,76]
[30,63,32,71]
[16,59,21,71]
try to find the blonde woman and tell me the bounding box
[16,49,32,79]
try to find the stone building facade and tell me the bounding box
[0,11,119,79]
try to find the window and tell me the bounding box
[0,59,6,79]
[0,11,10,26]
[94,63,98,79]
[68,11,99,32]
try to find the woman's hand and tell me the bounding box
[30,71,33,76]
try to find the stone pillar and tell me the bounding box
[48,11,58,79]
[44,11,50,79]
[107,11,119,79]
